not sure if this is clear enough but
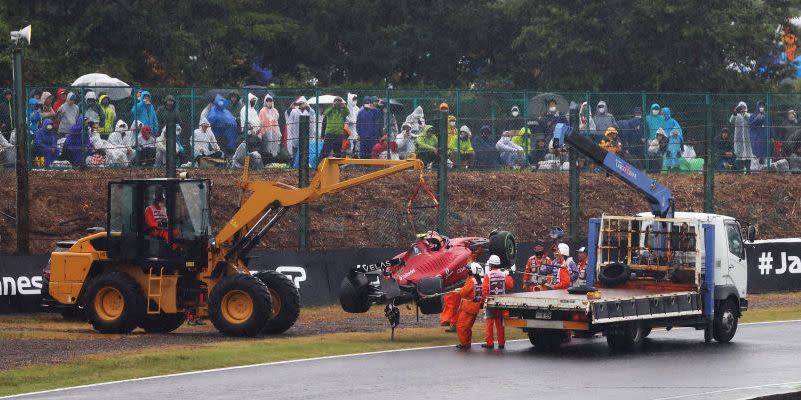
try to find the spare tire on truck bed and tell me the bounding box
[599,262,630,287]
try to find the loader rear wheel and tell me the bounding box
[209,274,272,337]
[85,272,145,334]
[255,271,301,335]
[489,231,517,267]
[140,312,187,333]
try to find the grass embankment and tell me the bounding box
[0,298,798,397]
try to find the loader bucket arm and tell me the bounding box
[213,157,424,261]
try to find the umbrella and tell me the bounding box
[307,95,342,105]
[71,73,132,101]
[527,93,569,119]
[380,98,404,112]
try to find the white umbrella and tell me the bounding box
[306,94,343,105]
[71,73,132,101]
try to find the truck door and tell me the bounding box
[723,221,747,297]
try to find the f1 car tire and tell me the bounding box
[140,312,187,333]
[489,231,517,267]
[255,271,301,334]
[339,273,372,313]
[417,277,443,314]
[599,262,630,287]
[209,274,272,337]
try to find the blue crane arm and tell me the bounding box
[565,133,674,218]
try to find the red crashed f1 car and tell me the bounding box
[339,230,516,327]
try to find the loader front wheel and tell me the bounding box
[255,271,301,335]
[209,274,272,337]
[85,272,145,334]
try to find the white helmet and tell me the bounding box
[578,246,586,253]
[558,243,570,257]
[487,255,502,266]
[469,262,484,276]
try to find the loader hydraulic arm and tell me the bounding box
[565,132,674,218]
[213,157,425,263]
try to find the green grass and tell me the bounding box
[0,307,798,397]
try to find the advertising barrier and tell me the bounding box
[2,238,798,313]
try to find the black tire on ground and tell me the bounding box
[339,273,372,313]
[84,272,146,334]
[140,312,187,333]
[489,231,517,267]
[417,276,444,314]
[713,298,739,343]
[60,307,86,321]
[529,329,563,352]
[255,271,301,334]
[209,274,272,337]
[599,263,630,287]
[606,322,645,352]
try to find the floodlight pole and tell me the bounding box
[12,44,29,254]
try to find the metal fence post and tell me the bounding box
[455,89,461,165]
[437,110,448,235]
[190,87,196,162]
[522,90,529,161]
[641,91,648,170]
[298,115,310,251]
[704,93,714,213]
[569,144,580,250]
[165,104,176,178]
[12,46,29,254]
[766,92,773,168]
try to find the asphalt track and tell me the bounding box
[8,320,801,400]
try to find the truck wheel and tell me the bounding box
[85,272,146,334]
[140,312,187,333]
[599,263,630,287]
[606,322,645,352]
[255,271,301,335]
[713,299,738,343]
[489,231,517,267]
[529,329,563,352]
[209,274,272,337]
[339,273,372,313]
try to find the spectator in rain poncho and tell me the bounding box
[0,128,14,166]
[729,101,754,172]
[394,122,417,159]
[748,100,770,163]
[593,101,617,142]
[661,107,683,171]
[357,96,381,158]
[287,96,319,163]
[207,94,238,155]
[27,98,41,133]
[645,103,664,143]
[155,124,185,167]
[496,130,526,167]
[345,93,360,156]
[56,93,79,138]
[83,91,106,128]
[88,123,129,167]
[108,120,135,165]
[130,90,159,133]
[405,106,425,135]
[98,94,117,138]
[193,118,222,159]
[232,141,263,169]
[241,93,261,137]
[448,125,474,167]
[59,116,92,167]
[259,94,281,159]
[33,118,59,167]
[472,125,500,169]
[578,101,596,133]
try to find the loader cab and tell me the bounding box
[106,178,212,269]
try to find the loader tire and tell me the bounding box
[255,271,301,335]
[489,231,517,267]
[140,312,187,333]
[339,273,372,313]
[85,272,146,334]
[209,274,272,337]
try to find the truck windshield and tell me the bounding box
[725,222,744,259]
[174,182,210,240]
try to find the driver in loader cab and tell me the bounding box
[145,189,169,241]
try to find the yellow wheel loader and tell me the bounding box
[42,158,426,336]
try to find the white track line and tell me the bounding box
[3,319,801,399]
[650,380,801,400]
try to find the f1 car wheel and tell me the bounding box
[489,231,517,267]
[599,263,630,287]
[606,322,645,352]
[209,274,272,337]
[713,298,738,343]
[255,271,301,334]
[85,272,146,334]
[529,329,563,352]
[339,273,372,313]
[417,277,444,314]
[140,312,187,333]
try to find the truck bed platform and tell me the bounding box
[487,288,702,325]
